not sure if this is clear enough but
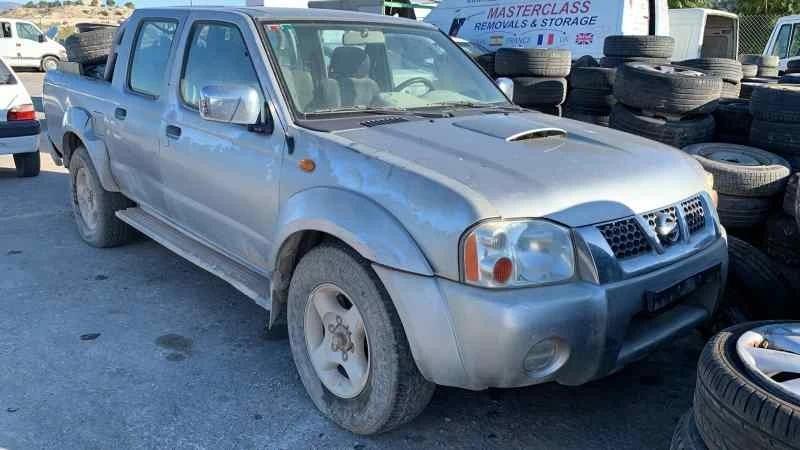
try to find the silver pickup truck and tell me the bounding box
[44,7,728,435]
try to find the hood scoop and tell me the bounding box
[452,114,567,142]
[361,116,409,127]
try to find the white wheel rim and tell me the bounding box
[75,168,99,231]
[304,283,370,399]
[736,323,800,402]
[708,150,761,166]
[44,58,58,71]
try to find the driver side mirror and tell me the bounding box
[38,34,46,43]
[199,85,269,132]
[495,77,514,102]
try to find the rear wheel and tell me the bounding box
[287,243,435,435]
[40,55,59,72]
[13,151,40,177]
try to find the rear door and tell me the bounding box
[159,11,285,270]
[105,13,186,215]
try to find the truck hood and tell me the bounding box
[335,112,707,227]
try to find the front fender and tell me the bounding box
[62,106,120,192]
[271,187,433,276]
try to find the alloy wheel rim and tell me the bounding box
[304,283,370,399]
[736,323,800,403]
[75,168,99,231]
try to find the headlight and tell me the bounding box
[462,219,575,288]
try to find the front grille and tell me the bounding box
[682,197,706,234]
[643,206,680,248]
[597,218,651,259]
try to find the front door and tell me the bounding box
[160,15,284,271]
[14,22,43,68]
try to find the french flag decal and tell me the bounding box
[537,33,555,46]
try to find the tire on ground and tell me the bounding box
[613,63,723,115]
[569,67,616,90]
[670,410,708,450]
[694,321,800,450]
[69,146,135,247]
[716,194,771,228]
[609,103,714,148]
[13,151,40,178]
[511,77,567,105]
[287,242,435,435]
[65,27,116,64]
[603,35,675,58]
[494,48,571,77]
[750,84,800,123]
[682,143,790,197]
[750,119,800,156]
[767,213,800,266]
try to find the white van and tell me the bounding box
[763,15,800,71]
[0,19,67,71]
[669,9,739,61]
[423,0,669,57]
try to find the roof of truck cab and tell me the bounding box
[135,6,436,27]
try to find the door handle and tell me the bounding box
[166,125,182,139]
[15,43,20,47]
[114,107,127,120]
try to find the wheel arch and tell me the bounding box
[60,107,120,192]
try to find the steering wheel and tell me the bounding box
[394,77,435,93]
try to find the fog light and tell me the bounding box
[523,338,568,377]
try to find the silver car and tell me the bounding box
[43,7,727,435]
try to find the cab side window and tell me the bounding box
[772,24,792,58]
[129,19,178,98]
[180,22,262,109]
[790,23,800,58]
[0,23,11,39]
[15,22,40,41]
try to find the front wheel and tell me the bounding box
[287,243,435,435]
[41,56,59,72]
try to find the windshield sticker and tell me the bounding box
[267,24,293,32]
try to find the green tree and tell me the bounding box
[105,0,115,6]
[89,0,97,5]
[668,0,711,7]
[736,0,800,14]
[23,0,35,6]
[124,1,133,7]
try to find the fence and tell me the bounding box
[739,15,781,56]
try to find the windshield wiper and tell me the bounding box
[305,106,412,117]
[414,101,524,112]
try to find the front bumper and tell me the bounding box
[0,120,40,156]
[374,235,727,390]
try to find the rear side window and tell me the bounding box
[129,19,178,98]
[0,23,11,39]
[772,24,792,58]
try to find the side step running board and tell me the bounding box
[116,207,271,311]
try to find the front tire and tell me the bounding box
[69,146,134,247]
[287,243,435,435]
[41,55,59,72]
[13,151,40,177]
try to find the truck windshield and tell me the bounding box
[262,22,509,117]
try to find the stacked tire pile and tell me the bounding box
[599,35,674,68]
[494,48,571,116]
[712,98,752,144]
[749,84,800,171]
[739,54,780,99]
[564,66,616,126]
[610,62,722,148]
[671,322,800,450]
[679,58,743,98]
[64,24,117,79]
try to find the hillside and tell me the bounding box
[3,4,133,38]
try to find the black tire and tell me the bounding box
[670,410,708,450]
[682,143,790,197]
[494,48,571,78]
[779,153,800,172]
[739,82,759,99]
[564,110,609,126]
[40,55,59,72]
[13,151,40,177]
[565,88,615,112]
[739,54,779,67]
[571,54,599,68]
[609,103,714,148]
[525,104,562,116]
[740,64,758,78]
[750,119,800,156]
[779,73,800,84]
[694,321,800,450]
[716,194,771,228]
[75,22,116,33]
[679,58,743,83]
[715,133,750,145]
[767,213,800,266]
[713,99,752,137]
[65,27,116,64]
[614,63,723,116]
[511,77,566,105]
[569,67,616,90]
[757,66,780,78]
[287,243,435,435]
[784,174,798,217]
[69,146,134,248]
[474,52,495,78]
[721,81,741,99]
[750,84,800,123]
[788,59,800,71]
[599,56,669,68]
[603,35,675,58]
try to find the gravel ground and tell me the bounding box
[0,71,706,450]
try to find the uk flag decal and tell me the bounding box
[576,33,594,45]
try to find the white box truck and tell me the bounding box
[423,0,669,57]
[669,8,739,61]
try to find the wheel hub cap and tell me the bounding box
[304,283,369,399]
[736,323,800,402]
[75,168,99,230]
